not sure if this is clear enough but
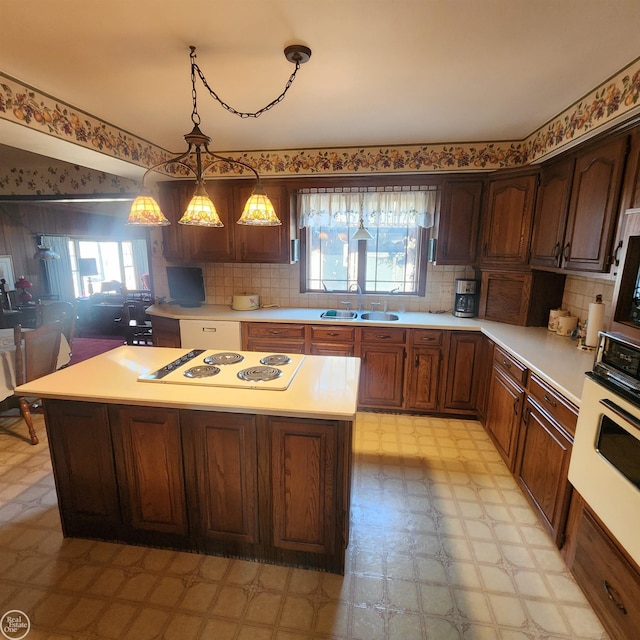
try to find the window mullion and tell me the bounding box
[356,239,367,292]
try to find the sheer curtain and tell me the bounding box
[131,238,150,290]
[298,189,436,229]
[42,235,75,301]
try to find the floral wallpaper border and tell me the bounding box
[1,56,639,195]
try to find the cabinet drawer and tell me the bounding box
[573,507,640,640]
[493,346,528,386]
[310,325,356,342]
[359,327,406,344]
[528,373,578,435]
[245,323,305,340]
[411,329,444,346]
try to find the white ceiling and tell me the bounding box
[2,0,640,175]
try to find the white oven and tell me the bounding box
[568,332,640,566]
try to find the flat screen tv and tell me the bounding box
[166,266,205,307]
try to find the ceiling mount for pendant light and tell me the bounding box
[127,43,311,227]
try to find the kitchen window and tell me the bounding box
[298,186,436,294]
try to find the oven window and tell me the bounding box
[597,415,640,490]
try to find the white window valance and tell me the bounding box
[298,188,436,229]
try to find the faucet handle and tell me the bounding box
[340,300,351,310]
[370,302,381,311]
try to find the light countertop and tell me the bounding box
[15,346,361,421]
[147,304,595,405]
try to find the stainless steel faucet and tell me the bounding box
[349,283,364,311]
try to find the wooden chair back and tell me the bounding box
[14,321,64,385]
[35,300,77,347]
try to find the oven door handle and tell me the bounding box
[599,398,640,432]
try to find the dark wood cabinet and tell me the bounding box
[243,321,306,353]
[44,400,121,538]
[436,178,483,264]
[358,327,407,409]
[43,399,353,573]
[442,331,483,413]
[110,405,189,540]
[529,158,575,268]
[406,345,442,411]
[563,136,628,271]
[479,172,538,267]
[569,499,640,640]
[269,416,339,555]
[484,348,526,471]
[183,411,259,549]
[516,396,573,546]
[158,179,293,263]
[151,315,181,347]
[308,324,356,356]
[478,269,565,326]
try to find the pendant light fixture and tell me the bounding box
[352,216,374,241]
[127,44,311,227]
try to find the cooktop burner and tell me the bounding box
[138,350,305,390]
[260,354,292,366]
[184,365,221,378]
[204,352,244,366]
[237,365,283,382]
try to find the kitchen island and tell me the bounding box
[16,346,360,573]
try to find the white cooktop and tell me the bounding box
[138,349,305,391]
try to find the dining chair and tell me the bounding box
[35,300,77,352]
[8,322,63,445]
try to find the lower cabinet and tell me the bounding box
[110,405,189,545]
[308,325,356,356]
[43,399,351,573]
[406,346,442,411]
[243,322,306,353]
[566,494,640,640]
[151,315,181,347]
[515,397,573,546]
[442,331,483,413]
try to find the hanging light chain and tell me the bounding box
[190,47,302,119]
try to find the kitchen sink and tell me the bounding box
[320,310,358,319]
[360,312,400,321]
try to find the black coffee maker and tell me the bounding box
[454,279,478,318]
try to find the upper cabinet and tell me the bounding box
[159,179,294,263]
[562,136,628,272]
[435,178,483,264]
[529,158,575,269]
[479,171,538,267]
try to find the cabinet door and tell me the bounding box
[269,417,338,555]
[480,173,538,266]
[45,400,121,537]
[530,158,575,268]
[159,180,235,262]
[563,136,628,271]
[405,347,441,411]
[110,406,188,537]
[234,183,291,262]
[484,365,524,471]
[309,325,355,356]
[358,344,406,408]
[183,411,259,546]
[437,179,483,264]
[443,331,482,413]
[515,398,573,546]
[151,315,181,347]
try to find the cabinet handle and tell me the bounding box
[327,332,339,337]
[502,359,511,369]
[375,334,391,339]
[513,398,519,416]
[543,394,557,408]
[553,242,561,258]
[414,354,419,368]
[268,330,283,335]
[522,406,529,424]
[563,242,571,260]
[420,336,435,342]
[603,580,627,614]
[613,240,623,267]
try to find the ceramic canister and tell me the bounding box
[556,314,578,337]
[548,308,569,332]
[231,294,260,311]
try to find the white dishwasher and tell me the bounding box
[179,319,242,350]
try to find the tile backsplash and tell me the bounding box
[561,274,615,327]
[203,262,476,313]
